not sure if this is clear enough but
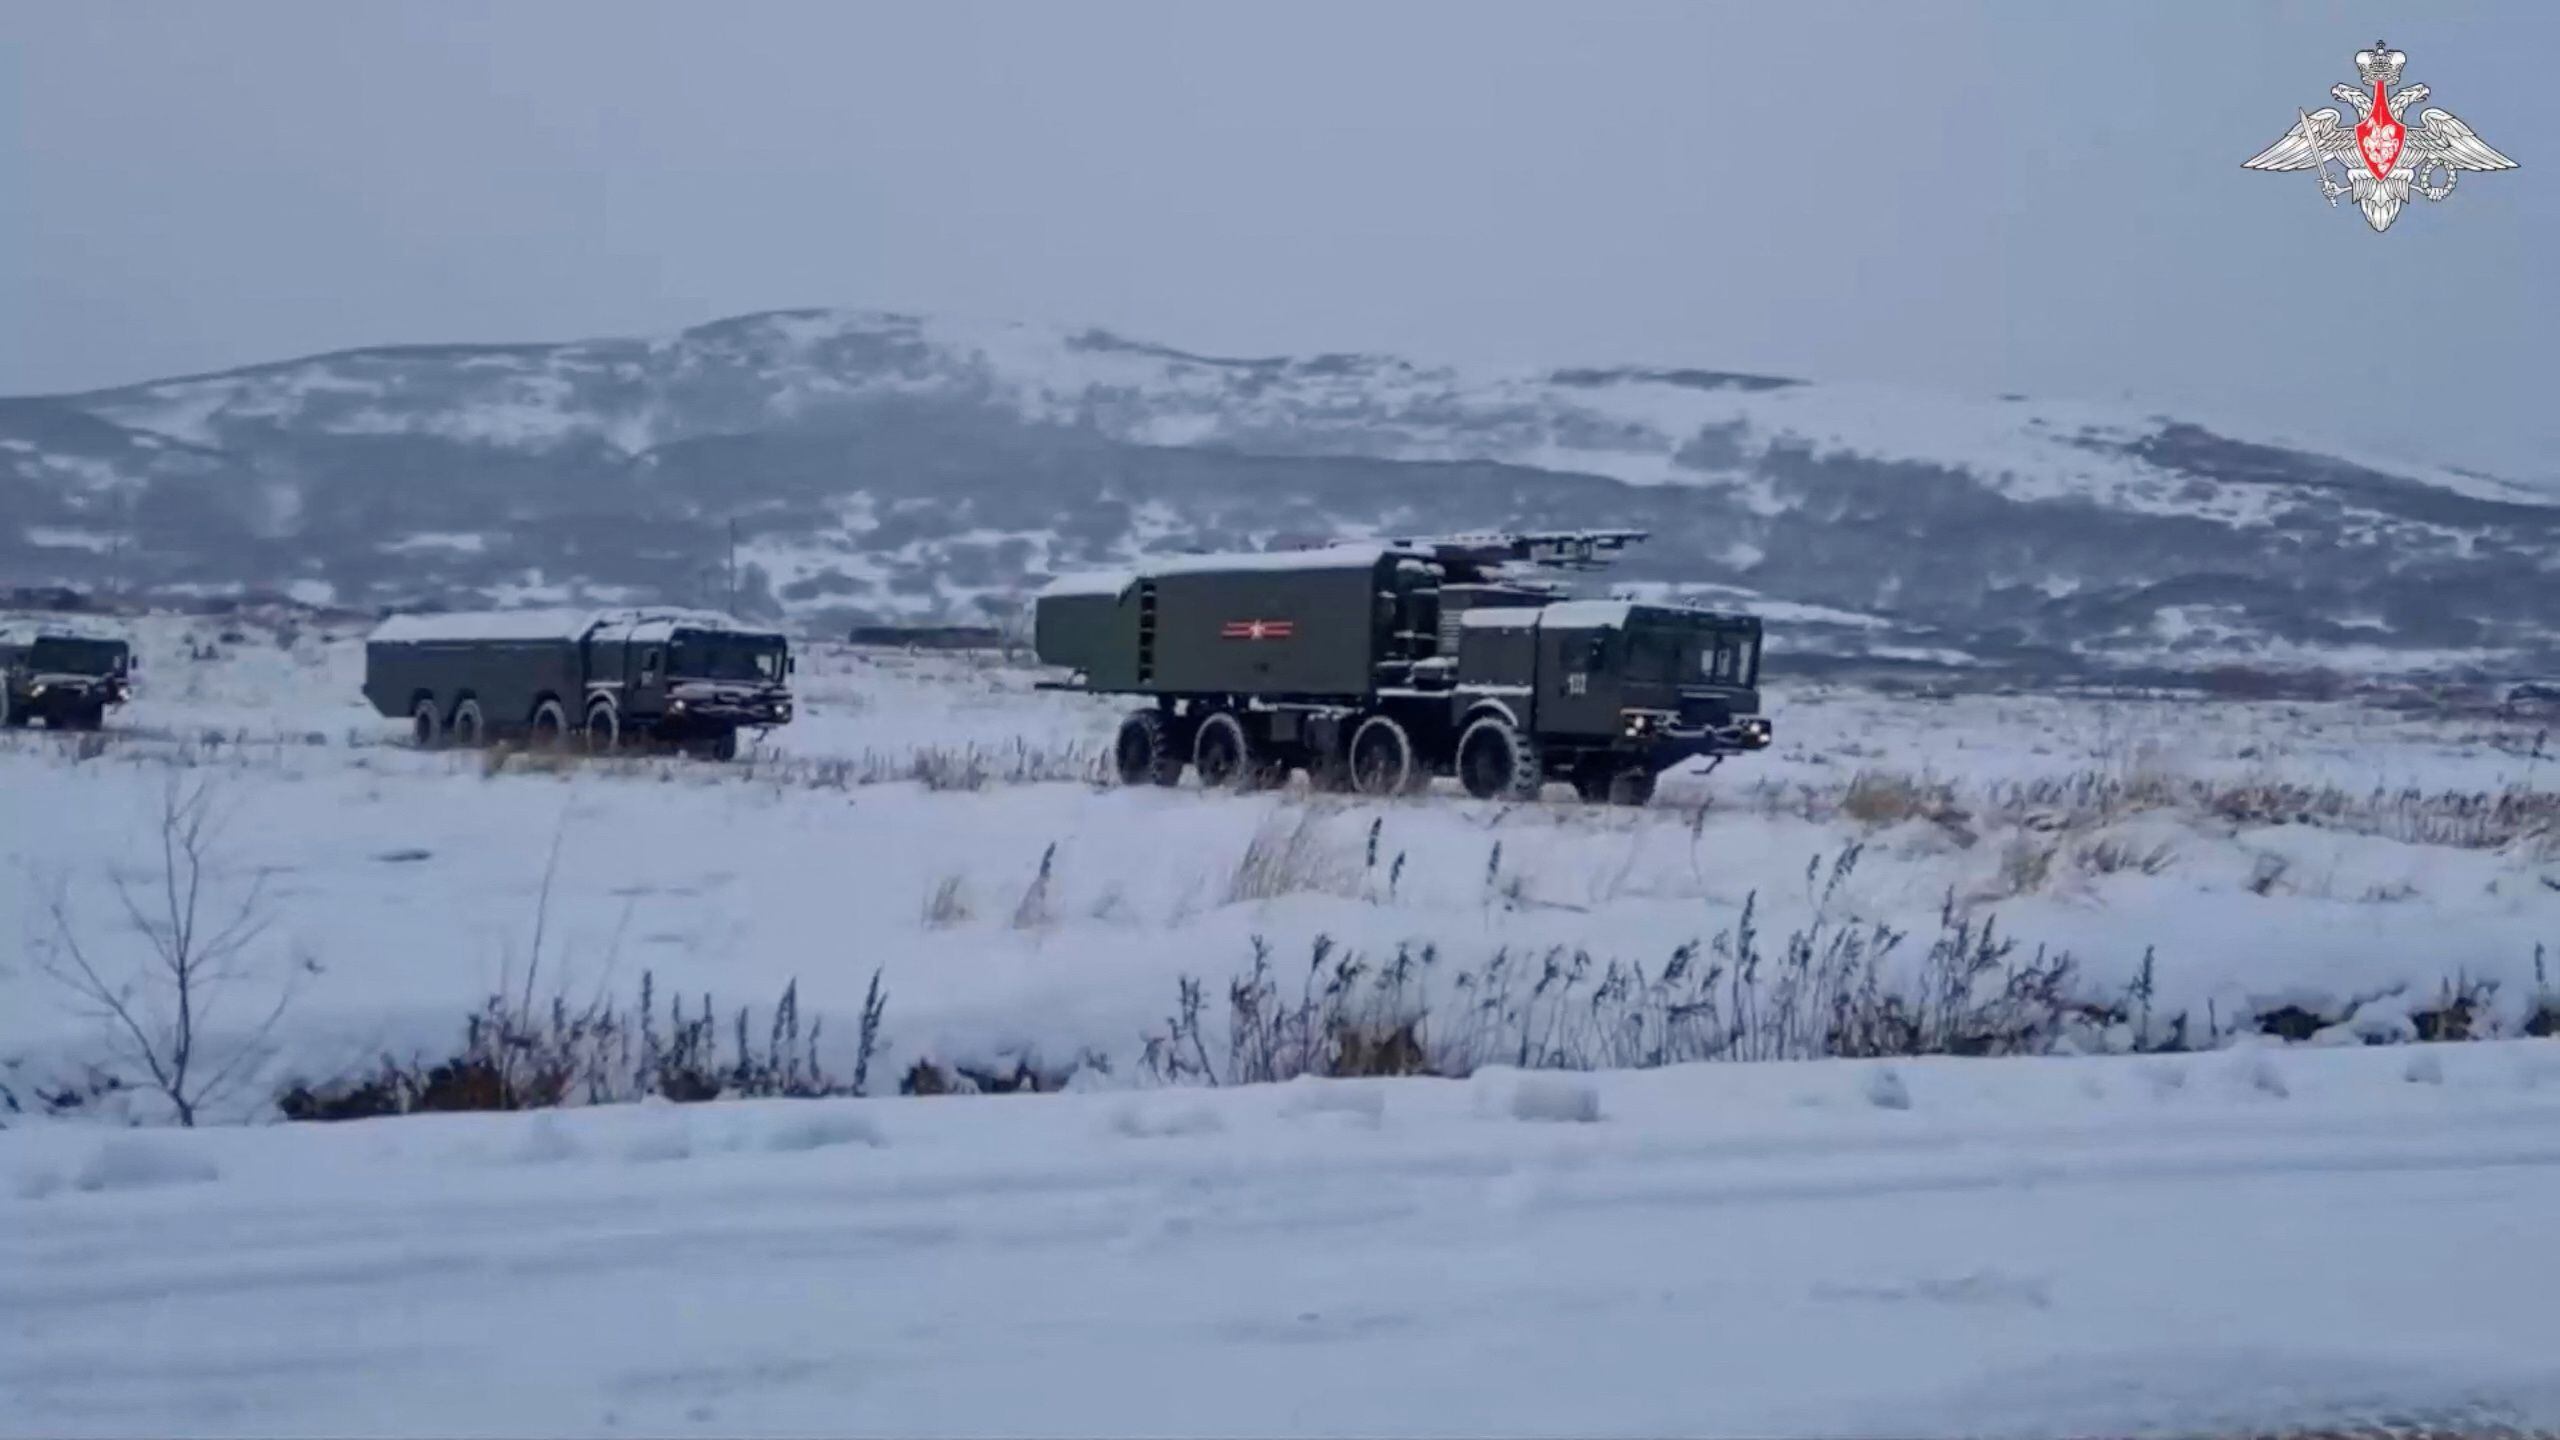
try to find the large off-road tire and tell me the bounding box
[1113,709,1186,787]
[0,687,19,729]
[64,702,107,733]
[583,698,620,754]
[410,696,443,749]
[1347,714,1418,798]
[1192,710,1281,792]
[694,728,740,763]
[527,699,570,750]
[449,698,487,749]
[1573,760,1657,807]
[1457,714,1544,802]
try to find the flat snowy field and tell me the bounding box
[3,615,2552,1103]
[3,613,2557,1435]
[10,1045,2560,1437]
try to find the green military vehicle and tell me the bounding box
[1033,531,1769,805]
[0,625,134,731]
[363,607,795,761]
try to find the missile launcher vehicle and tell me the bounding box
[1033,531,1769,804]
[363,607,795,761]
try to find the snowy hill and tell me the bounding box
[7,309,2558,679]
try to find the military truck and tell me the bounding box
[1033,532,1770,805]
[363,608,795,760]
[0,625,134,731]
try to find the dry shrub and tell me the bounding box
[1840,769,1960,827]
[1145,849,2164,1087]
[1143,936,1436,1085]
[1983,768,2557,854]
[922,874,972,928]
[2247,851,2293,896]
[1331,1021,1431,1078]
[2075,836,2178,877]
[1226,809,1359,904]
[1991,834,2059,897]
[1012,843,1058,930]
[276,970,888,1120]
[482,745,588,779]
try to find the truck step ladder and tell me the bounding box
[1136,581,1158,685]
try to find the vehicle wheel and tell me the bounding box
[1571,758,1652,806]
[1609,768,1657,807]
[449,698,487,749]
[1347,715,1416,798]
[411,697,443,749]
[583,699,620,754]
[528,699,570,750]
[702,728,740,763]
[1113,709,1186,787]
[1306,747,1352,792]
[1457,714,1544,802]
[68,702,107,733]
[0,688,19,728]
[1192,710,1272,791]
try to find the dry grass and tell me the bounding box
[1225,809,1361,904]
[1989,834,2059,899]
[921,874,972,928]
[775,740,1106,793]
[2075,836,2179,877]
[276,969,888,1119]
[1838,768,1964,827]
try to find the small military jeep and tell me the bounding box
[0,626,135,731]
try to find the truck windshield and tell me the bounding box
[669,632,785,683]
[1622,626,1689,684]
[29,638,126,675]
[1701,628,1759,687]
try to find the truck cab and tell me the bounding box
[1457,599,1769,802]
[590,619,795,750]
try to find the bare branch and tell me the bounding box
[26,775,295,1127]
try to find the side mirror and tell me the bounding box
[786,655,797,676]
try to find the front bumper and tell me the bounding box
[27,677,128,708]
[1619,710,1772,758]
[665,689,795,727]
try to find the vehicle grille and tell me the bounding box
[1677,691,1733,727]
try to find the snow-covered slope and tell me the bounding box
[7,310,2558,678]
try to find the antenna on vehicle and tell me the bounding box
[1382,529,1650,572]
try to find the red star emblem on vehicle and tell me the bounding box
[1219,618,1296,640]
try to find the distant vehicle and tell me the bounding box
[363,608,795,761]
[847,624,1005,651]
[0,625,133,731]
[1032,531,1770,805]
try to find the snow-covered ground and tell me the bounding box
[2,612,2554,1114]
[10,1045,2560,1437]
[4,611,2559,1436]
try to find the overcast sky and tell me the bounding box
[4,1,2551,482]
